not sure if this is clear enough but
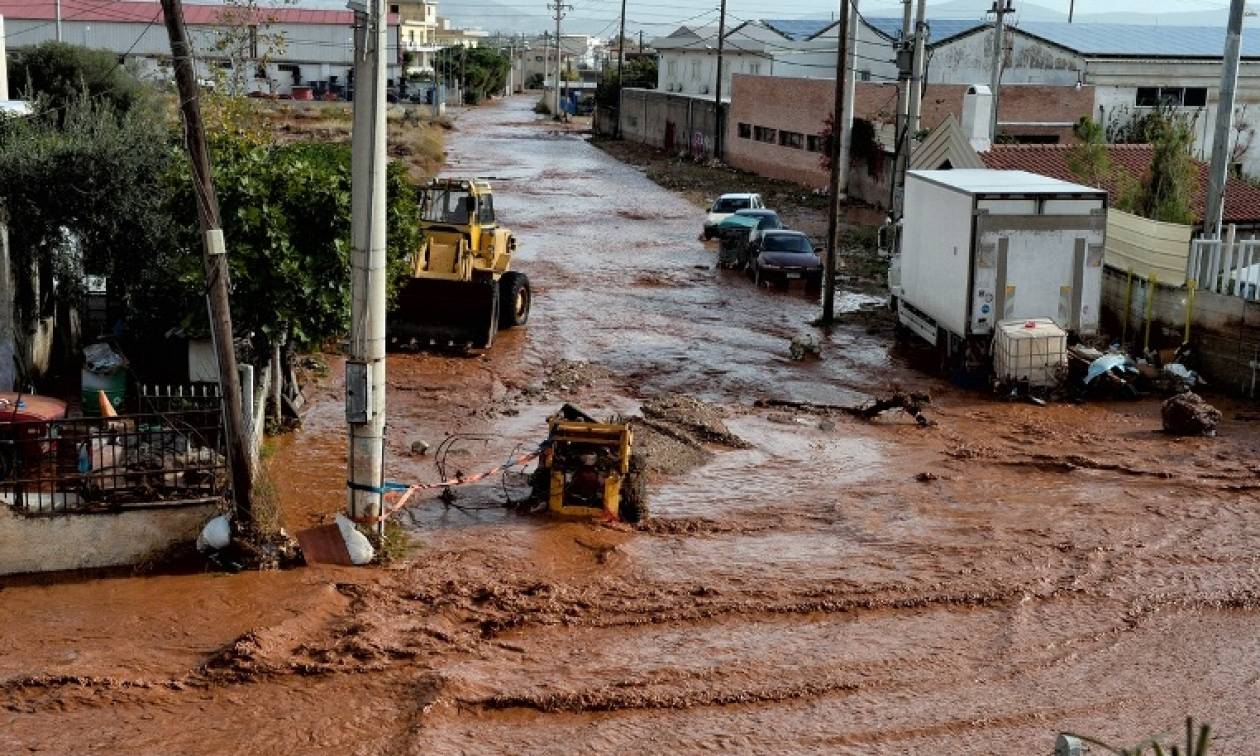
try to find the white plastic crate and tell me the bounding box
[993,318,1067,387]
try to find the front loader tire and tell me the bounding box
[498,272,531,329]
[618,453,649,524]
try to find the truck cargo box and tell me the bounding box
[892,170,1107,345]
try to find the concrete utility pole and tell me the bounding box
[160,0,254,520]
[822,0,850,324]
[908,0,927,136]
[55,0,62,43]
[837,0,859,201]
[615,0,627,137]
[713,0,728,158]
[1205,0,1248,238]
[0,15,12,393]
[347,0,389,539]
[1068,0,1075,23]
[549,2,572,116]
[888,0,913,215]
[987,0,1013,141]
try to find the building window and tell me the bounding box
[738,122,752,139]
[753,126,777,144]
[779,130,804,149]
[859,70,871,82]
[749,62,761,75]
[1137,86,1208,108]
[806,134,821,152]
[390,4,399,13]
[667,60,677,78]
[690,59,701,80]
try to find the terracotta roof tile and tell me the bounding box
[979,143,1260,224]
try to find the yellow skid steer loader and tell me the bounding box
[390,178,531,349]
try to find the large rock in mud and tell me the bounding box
[1161,392,1221,437]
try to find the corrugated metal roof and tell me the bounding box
[0,0,379,26]
[762,19,835,41]
[863,16,987,45]
[1016,21,1260,58]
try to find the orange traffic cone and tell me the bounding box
[98,390,118,418]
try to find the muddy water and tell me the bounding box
[6,97,1260,754]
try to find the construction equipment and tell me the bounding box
[390,178,531,349]
[530,404,648,523]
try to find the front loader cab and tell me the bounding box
[391,177,531,350]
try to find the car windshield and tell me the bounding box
[420,187,474,224]
[713,197,751,213]
[763,235,813,254]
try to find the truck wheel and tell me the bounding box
[498,272,531,329]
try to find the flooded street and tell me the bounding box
[6,96,1260,753]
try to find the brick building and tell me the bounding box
[723,74,1096,196]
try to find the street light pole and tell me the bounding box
[616,0,627,137]
[347,0,389,540]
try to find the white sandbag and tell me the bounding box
[334,514,376,566]
[197,514,232,552]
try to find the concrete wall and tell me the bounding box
[0,502,219,576]
[1101,265,1260,395]
[657,49,766,96]
[619,88,724,158]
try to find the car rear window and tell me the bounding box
[714,197,751,212]
[763,235,813,253]
[758,216,783,230]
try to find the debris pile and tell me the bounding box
[630,394,749,475]
[1161,392,1222,437]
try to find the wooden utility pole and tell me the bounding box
[615,0,627,137]
[1205,0,1247,238]
[987,0,1013,140]
[160,0,253,520]
[347,0,389,540]
[822,0,850,324]
[713,0,728,158]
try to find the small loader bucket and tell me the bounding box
[389,277,499,349]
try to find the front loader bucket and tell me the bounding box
[389,277,499,350]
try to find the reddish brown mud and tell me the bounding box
[4,97,1260,754]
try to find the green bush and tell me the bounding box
[6,42,148,119]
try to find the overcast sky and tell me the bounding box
[242,0,1245,36]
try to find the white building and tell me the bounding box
[652,22,780,97]
[434,17,487,48]
[394,0,439,76]
[0,0,402,96]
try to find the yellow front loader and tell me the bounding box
[390,178,531,349]
[530,405,649,523]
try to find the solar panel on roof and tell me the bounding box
[762,19,835,40]
[1017,21,1260,58]
[863,17,987,44]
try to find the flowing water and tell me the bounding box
[5,97,1260,754]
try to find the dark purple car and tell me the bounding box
[749,230,823,288]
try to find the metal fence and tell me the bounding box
[0,403,229,516]
[1189,237,1260,300]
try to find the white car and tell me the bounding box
[702,193,764,240]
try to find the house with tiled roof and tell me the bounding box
[912,111,1260,232]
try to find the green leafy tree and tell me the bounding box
[435,46,510,104]
[1066,116,1112,187]
[595,56,658,108]
[6,42,147,118]
[1140,113,1198,224]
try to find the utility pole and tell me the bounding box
[639,30,644,53]
[615,0,627,137]
[549,2,572,116]
[822,0,850,324]
[908,0,927,136]
[987,0,1013,141]
[888,0,913,215]
[347,0,389,539]
[55,0,62,43]
[160,0,253,521]
[1068,0,1075,23]
[1205,0,1247,237]
[713,0,728,158]
[837,0,859,201]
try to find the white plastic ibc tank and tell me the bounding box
[994,318,1067,387]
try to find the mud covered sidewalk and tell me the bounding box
[5,97,1260,754]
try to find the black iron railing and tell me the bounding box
[0,406,229,515]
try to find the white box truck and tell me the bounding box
[888,170,1106,363]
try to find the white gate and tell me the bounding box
[1189,235,1260,300]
